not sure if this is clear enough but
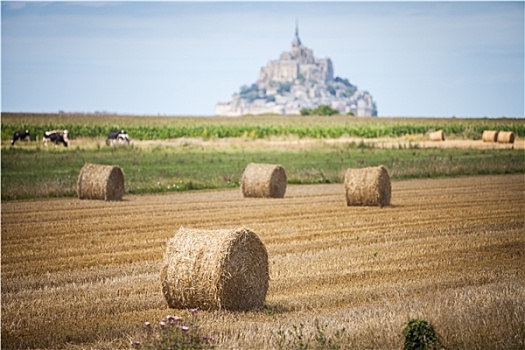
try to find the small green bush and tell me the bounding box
[300,105,340,116]
[402,319,442,350]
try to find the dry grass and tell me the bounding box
[1,174,524,349]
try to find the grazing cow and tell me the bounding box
[43,130,69,147]
[11,130,31,145]
[106,129,130,146]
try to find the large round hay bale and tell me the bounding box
[429,130,445,141]
[160,227,269,311]
[344,165,391,207]
[77,163,125,201]
[497,131,515,144]
[241,163,287,198]
[482,130,498,142]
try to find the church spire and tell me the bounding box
[292,19,301,47]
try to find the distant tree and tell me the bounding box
[301,105,339,116]
[300,108,312,116]
[313,104,339,116]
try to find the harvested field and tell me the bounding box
[1,174,524,349]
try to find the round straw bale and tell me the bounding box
[160,227,269,311]
[497,131,515,144]
[77,163,125,201]
[429,130,445,141]
[241,163,287,198]
[482,130,498,142]
[344,165,391,207]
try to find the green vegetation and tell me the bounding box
[1,142,523,200]
[2,113,523,200]
[300,105,340,116]
[403,319,442,350]
[2,113,523,141]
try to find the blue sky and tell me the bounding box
[2,1,524,117]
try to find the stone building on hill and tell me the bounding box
[216,25,377,117]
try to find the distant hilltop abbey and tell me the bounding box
[216,24,377,117]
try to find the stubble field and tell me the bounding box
[2,173,524,349]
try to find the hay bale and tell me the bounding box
[429,130,445,141]
[344,165,391,207]
[482,130,498,142]
[160,227,269,311]
[77,163,125,201]
[497,131,515,144]
[241,163,287,198]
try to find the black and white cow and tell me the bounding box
[106,129,130,146]
[43,130,70,147]
[11,130,31,145]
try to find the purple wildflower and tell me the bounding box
[189,308,198,315]
[131,340,141,348]
[177,325,190,332]
[167,315,182,323]
[160,321,167,329]
[144,322,151,328]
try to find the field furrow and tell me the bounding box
[1,174,524,349]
